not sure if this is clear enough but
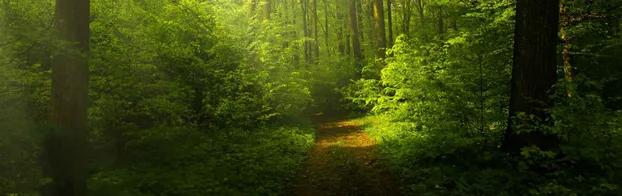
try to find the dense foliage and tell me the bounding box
[346,0,622,195]
[1,0,622,195]
[1,0,326,195]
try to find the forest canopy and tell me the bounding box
[1,0,622,195]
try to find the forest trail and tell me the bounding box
[290,114,401,196]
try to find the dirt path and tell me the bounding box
[290,114,401,196]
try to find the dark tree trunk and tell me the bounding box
[41,0,90,195]
[437,6,444,35]
[348,0,362,78]
[348,0,362,62]
[373,0,387,59]
[402,0,411,34]
[502,0,560,154]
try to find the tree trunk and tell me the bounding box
[560,0,574,97]
[502,0,560,154]
[402,0,411,34]
[373,0,387,59]
[356,0,366,45]
[337,4,346,55]
[311,0,319,61]
[365,1,375,51]
[437,6,444,35]
[292,0,300,64]
[387,0,393,47]
[263,0,271,21]
[41,0,90,195]
[414,0,424,26]
[323,0,330,55]
[301,0,310,63]
[247,0,257,18]
[349,0,363,73]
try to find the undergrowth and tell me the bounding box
[354,113,622,196]
[88,124,315,196]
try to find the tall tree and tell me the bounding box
[337,2,346,55]
[373,0,387,59]
[356,0,367,45]
[387,0,393,47]
[348,0,363,69]
[311,0,319,61]
[323,0,329,55]
[559,0,573,97]
[414,0,424,27]
[502,0,560,154]
[263,0,271,21]
[402,0,412,34]
[247,0,258,18]
[437,6,444,35]
[301,0,311,63]
[41,0,90,195]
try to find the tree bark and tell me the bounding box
[301,0,310,63]
[349,0,363,72]
[323,0,330,55]
[414,0,424,27]
[502,0,560,154]
[373,0,387,59]
[560,0,574,97]
[263,0,271,21]
[337,3,346,55]
[41,0,90,195]
[437,6,444,35]
[387,0,393,47]
[402,0,411,34]
[247,0,257,18]
[311,0,319,61]
[356,0,366,45]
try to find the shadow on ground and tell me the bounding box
[289,113,401,196]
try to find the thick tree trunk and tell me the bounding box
[373,0,387,59]
[349,0,362,75]
[263,0,271,21]
[502,0,560,154]
[41,0,90,195]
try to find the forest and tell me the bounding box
[1,0,622,195]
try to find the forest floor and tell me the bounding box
[289,113,401,196]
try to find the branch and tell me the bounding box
[569,2,622,25]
